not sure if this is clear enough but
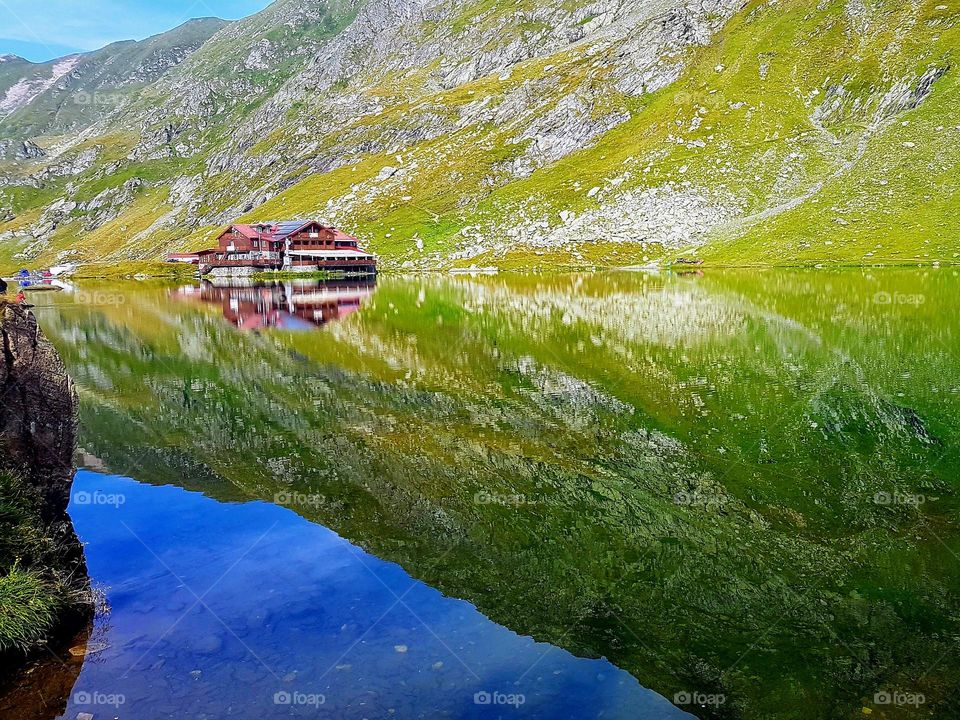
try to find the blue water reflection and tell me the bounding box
[65,471,691,719]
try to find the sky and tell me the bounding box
[0,0,272,62]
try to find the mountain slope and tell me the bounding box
[0,0,957,271]
[0,19,228,152]
[128,0,364,157]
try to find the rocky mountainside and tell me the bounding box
[0,19,228,155]
[0,0,957,271]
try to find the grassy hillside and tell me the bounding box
[200,0,960,269]
[1,0,958,272]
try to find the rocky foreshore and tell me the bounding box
[0,300,91,700]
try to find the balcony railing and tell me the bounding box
[288,259,377,267]
[202,257,376,269]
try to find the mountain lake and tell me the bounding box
[5,268,958,720]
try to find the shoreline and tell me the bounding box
[2,257,956,282]
[0,300,92,695]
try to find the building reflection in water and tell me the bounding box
[174,278,377,331]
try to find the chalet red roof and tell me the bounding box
[223,221,359,242]
[229,224,262,240]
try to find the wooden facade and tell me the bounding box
[192,221,377,274]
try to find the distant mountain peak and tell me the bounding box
[0,54,26,63]
[181,16,227,24]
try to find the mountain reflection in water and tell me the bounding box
[21,270,960,719]
[174,278,377,331]
[55,470,689,720]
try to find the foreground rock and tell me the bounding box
[0,301,91,714]
[1,302,79,517]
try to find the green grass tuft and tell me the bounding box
[0,470,69,654]
[0,564,60,653]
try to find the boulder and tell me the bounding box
[0,303,78,520]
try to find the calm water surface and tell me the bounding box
[60,470,678,719]
[17,270,960,719]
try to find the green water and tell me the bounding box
[32,270,960,719]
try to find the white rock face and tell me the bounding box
[462,182,738,261]
[31,147,100,181]
[0,56,79,117]
[244,40,274,70]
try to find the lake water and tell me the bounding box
[13,270,960,719]
[58,470,682,719]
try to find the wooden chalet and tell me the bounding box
[174,221,377,274]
